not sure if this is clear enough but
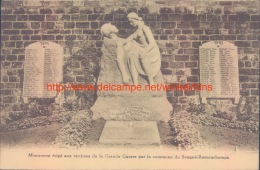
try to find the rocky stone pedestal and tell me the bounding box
[92,93,172,121]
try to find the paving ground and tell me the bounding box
[194,124,259,151]
[0,119,258,151]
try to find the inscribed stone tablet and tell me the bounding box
[23,42,63,98]
[199,41,239,102]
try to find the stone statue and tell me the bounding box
[126,12,161,85]
[100,23,131,84]
[91,22,172,121]
[100,19,161,86]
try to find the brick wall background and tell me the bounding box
[1,0,259,113]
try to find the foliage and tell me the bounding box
[187,97,256,122]
[186,103,206,115]
[1,111,73,132]
[27,101,54,117]
[8,111,26,122]
[191,113,258,133]
[54,110,92,147]
[186,98,258,133]
[62,42,101,111]
[1,99,55,125]
[169,111,205,150]
[62,98,78,111]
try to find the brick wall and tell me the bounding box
[1,0,259,112]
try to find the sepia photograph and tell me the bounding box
[0,0,259,169]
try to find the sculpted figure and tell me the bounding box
[100,16,162,86]
[100,23,131,84]
[126,12,161,85]
[92,23,172,121]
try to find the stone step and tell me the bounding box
[99,121,161,145]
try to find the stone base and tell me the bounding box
[99,121,161,145]
[91,95,172,121]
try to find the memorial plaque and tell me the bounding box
[199,41,240,103]
[23,42,63,100]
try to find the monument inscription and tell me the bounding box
[110,106,152,120]
[23,42,63,102]
[199,41,239,103]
